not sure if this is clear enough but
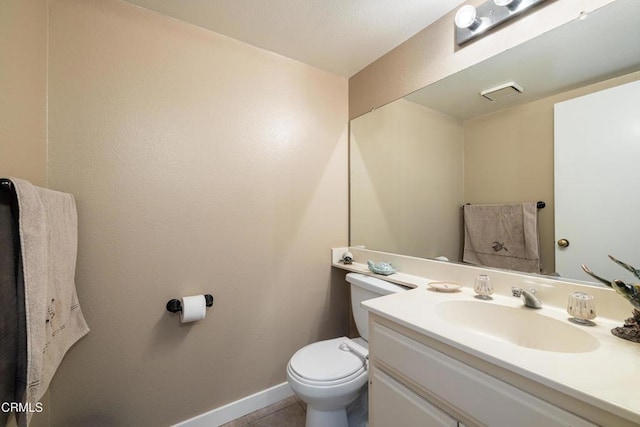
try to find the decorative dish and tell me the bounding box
[428,281,462,292]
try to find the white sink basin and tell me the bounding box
[435,300,600,353]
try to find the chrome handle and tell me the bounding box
[557,238,570,248]
[512,287,536,296]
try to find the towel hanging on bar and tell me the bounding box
[8,178,90,426]
[462,202,541,273]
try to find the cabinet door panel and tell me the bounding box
[372,369,458,427]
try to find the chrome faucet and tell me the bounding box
[511,287,542,309]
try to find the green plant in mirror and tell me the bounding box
[582,256,640,343]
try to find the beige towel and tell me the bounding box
[463,202,541,274]
[11,178,89,426]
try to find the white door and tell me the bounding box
[554,79,640,283]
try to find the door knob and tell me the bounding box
[557,239,570,248]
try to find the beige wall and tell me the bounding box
[349,0,614,119]
[464,70,640,275]
[0,1,49,426]
[350,99,463,260]
[0,0,47,186]
[47,0,348,425]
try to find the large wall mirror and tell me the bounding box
[350,0,640,286]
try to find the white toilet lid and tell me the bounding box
[290,337,365,382]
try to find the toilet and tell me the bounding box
[286,273,407,427]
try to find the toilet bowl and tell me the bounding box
[287,337,368,427]
[286,273,407,427]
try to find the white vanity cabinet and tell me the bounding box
[368,317,597,427]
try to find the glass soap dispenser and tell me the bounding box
[567,291,596,326]
[474,274,493,300]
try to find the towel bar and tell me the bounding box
[166,294,214,313]
[0,179,13,192]
[462,201,545,209]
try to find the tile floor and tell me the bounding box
[219,396,306,427]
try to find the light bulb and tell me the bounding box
[455,5,479,29]
[494,0,522,9]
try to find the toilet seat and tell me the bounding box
[289,337,367,386]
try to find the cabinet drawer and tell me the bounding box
[372,323,597,427]
[372,369,458,427]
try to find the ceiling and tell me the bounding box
[122,0,465,78]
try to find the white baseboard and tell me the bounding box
[173,382,295,427]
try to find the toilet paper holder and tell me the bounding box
[166,294,214,313]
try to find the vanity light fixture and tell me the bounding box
[454,0,549,45]
[480,81,524,101]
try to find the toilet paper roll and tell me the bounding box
[180,295,207,323]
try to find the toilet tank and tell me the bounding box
[346,273,407,341]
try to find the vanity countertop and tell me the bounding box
[362,283,640,425]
